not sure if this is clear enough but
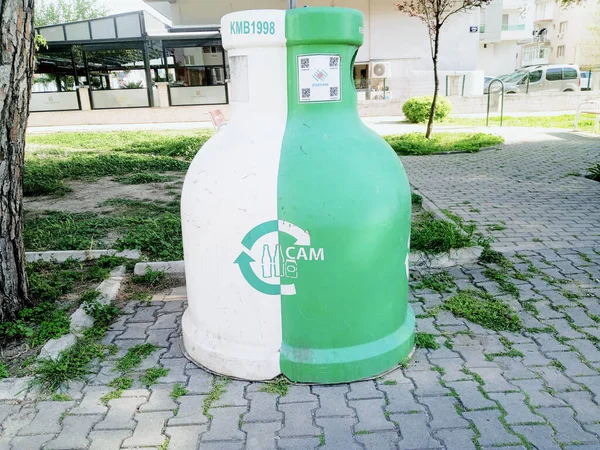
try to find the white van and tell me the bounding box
[487,64,580,94]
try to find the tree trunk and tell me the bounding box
[426,29,440,140]
[0,0,35,322]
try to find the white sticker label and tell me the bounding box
[297,54,341,103]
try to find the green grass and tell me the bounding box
[411,212,473,254]
[0,362,9,379]
[171,384,188,399]
[414,271,455,293]
[384,132,504,155]
[203,377,231,419]
[113,173,177,185]
[446,114,599,131]
[100,389,123,405]
[51,393,72,401]
[140,367,170,386]
[411,193,423,206]
[443,290,522,332]
[259,376,290,397]
[108,376,133,390]
[115,344,158,373]
[414,332,440,350]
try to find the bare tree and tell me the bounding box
[396,0,491,138]
[1,0,36,321]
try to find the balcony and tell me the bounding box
[522,44,551,66]
[502,24,525,31]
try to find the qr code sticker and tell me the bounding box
[300,58,310,69]
[301,88,311,100]
[329,57,339,68]
[330,87,339,98]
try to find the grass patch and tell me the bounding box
[115,344,158,373]
[51,393,72,401]
[446,114,600,131]
[411,212,473,254]
[415,332,440,350]
[171,384,188,399]
[384,132,503,155]
[140,367,170,387]
[259,376,290,397]
[411,193,423,206]
[414,271,455,293]
[101,389,123,405]
[203,377,231,419]
[113,173,177,185]
[443,290,522,332]
[108,376,133,391]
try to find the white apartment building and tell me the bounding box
[143,0,486,98]
[522,0,598,69]
[478,0,535,76]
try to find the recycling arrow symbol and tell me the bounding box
[235,220,310,296]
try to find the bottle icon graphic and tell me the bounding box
[261,244,272,278]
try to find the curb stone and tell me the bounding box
[38,266,126,360]
[26,249,140,263]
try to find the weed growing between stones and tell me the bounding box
[115,344,159,373]
[414,332,440,350]
[109,376,133,391]
[414,271,455,293]
[259,376,290,397]
[140,367,170,387]
[171,384,188,399]
[113,173,177,185]
[203,377,231,419]
[411,212,474,254]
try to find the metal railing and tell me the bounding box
[486,78,505,127]
[502,24,526,31]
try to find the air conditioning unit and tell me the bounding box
[371,61,392,78]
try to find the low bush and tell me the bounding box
[402,96,452,123]
[384,132,504,155]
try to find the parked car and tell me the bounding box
[580,71,593,91]
[483,74,511,92]
[485,64,580,94]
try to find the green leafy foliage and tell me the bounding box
[132,268,166,287]
[51,393,72,401]
[113,173,177,185]
[108,376,133,390]
[414,332,440,349]
[140,367,170,386]
[259,376,290,397]
[0,302,70,347]
[171,384,188,399]
[588,163,600,182]
[0,362,8,379]
[411,193,423,206]
[443,290,522,332]
[115,344,158,373]
[402,96,452,123]
[414,271,455,293]
[384,132,503,155]
[411,212,473,254]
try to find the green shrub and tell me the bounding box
[402,96,452,123]
[384,132,503,155]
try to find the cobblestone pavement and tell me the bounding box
[401,130,600,252]
[1,246,599,449]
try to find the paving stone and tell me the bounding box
[355,430,399,450]
[348,398,394,432]
[512,425,560,450]
[146,329,173,347]
[416,317,439,335]
[513,343,552,366]
[44,414,101,449]
[161,300,186,312]
[88,429,132,450]
[420,396,469,429]
[0,404,19,426]
[408,371,449,397]
[213,380,248,407]
[128,306,160,323]
[564,445,600,450]
[244,388,283,423]
[534,366,580,391]
[313,385,354,417]
[17,401,75,435]
[378,379,424,413]
[163,337,185,358]
[243,421,281,450]
[558,391,600,424]
[569,339,600,363]
[545,319,585,339]
[0,377,31,401]
[201,406,246,441]
[532,333,570,352]
[121,411,172,447]
[70,386,110,414]
[156,357,188,383]
[538,407,598,444]
[117,321,153,340]
[427,341,461,360]
[199,442,244,450]
[429,357,469,383]
[535,301,564,319]
[494,357,537,380]
[471,368,516,392]
[96,396,147,430]
[511,379,565,407]
[168,395,208,425]
[279,385,318,404]
[347,381,383,399]
[435,428,476,450]
[447,380,495,410]
[575,376,600,398]
[277,437,320,450]
[186,368,213,394]
[546,351,597,377]
[278,402,320,437]
[564,307,596,327]
[8,434,54,450]
[456,347,498,368]
[488,392,542,424]
[315,416,361,450]
[139,385,178,412]
[149,312,179,330]
[391,413,442,449]
[463,410,520,447]
[0,405,36,438]
[404,348,432,371]
[162,425,205,450]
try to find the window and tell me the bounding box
[559,21,567,34]
[502,14,509,27]
[546,68,562,81]
[529,70,542,83]
[563,68,578,80]
[557,45,565,58]
[165,45,226,87]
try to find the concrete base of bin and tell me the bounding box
[181,309,281,381]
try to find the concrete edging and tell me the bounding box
[26,249,140,263]
[38,265,126,361]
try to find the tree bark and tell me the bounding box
[426,28,440,139]
[0,0,35,322]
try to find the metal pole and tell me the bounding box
[143,41,154,107]
[288,0,297,8]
